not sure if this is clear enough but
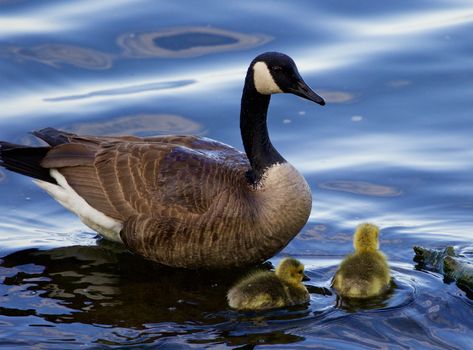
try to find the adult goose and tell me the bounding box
[0,52,325,268]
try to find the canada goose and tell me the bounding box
[332,223,391,298]
[0,52,325,268]
[227,257,309,310]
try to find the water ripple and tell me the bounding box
[118,26,272,58]
[63,114,204,136]
[3,44,113,70]
[295,134,473,173]
[319,180,402,197]
[343,8,473,37]
[317,90,355,103]
[45,80,195,101]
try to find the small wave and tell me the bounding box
[334,274,416,313]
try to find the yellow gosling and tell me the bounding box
[227,257,309,310]
[332,223,391,298]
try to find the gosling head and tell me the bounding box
[353,223,380,253]
[275,257,306,285]
[250,52,325,105]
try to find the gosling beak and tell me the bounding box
[288,78,325,106]
[302,274,310,282]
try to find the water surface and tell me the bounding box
[1,0,473,348]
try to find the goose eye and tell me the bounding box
[273,66,282,71]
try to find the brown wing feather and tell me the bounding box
[34,128,246,166]
[39,135,249,222]
[41,144,96,168]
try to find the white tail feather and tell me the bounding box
[34,169,123,242]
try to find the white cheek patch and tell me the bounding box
[253,61,283,95]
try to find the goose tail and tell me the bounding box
[32,127,74,146]
[0,141,55,183]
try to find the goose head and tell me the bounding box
[250,52,325,105]
[353,223,380,253]
[240,52,325,182]
[275,257,308,285]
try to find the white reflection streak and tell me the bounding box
[40,0,137,18]
[0,0,136,37]
[0,18,66,36]
[297,7,473,71]
[310,196,472,240]
[343,8,473,36]
[294,134,473,173]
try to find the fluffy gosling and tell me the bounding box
[332,223,391,298]
[227,257,310,310]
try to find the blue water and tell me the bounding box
[1,0,473,348]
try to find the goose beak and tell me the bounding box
[288,79,325,106]
[302,274,311,281]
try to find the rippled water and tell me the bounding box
[1,0,473,348]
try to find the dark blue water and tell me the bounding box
[1,1,472,348]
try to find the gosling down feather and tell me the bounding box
[227,257,309,310]
[332,223,391,298]
[0,52,325,268]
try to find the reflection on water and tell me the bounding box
[1,246,468,348]
[335,281,398,312]
[199,330,305,348]
[319,181,402,197]
[155,32,239,51]
[296,224,342,242]
[1,0,473,348]
[0,245,325,329]
[4,44,113,70]
[386,79,411,88]
[0,232,470,347]
[344,8,473,36]
[45,80,195,102]
[118,26,272,58]
[317,90,355,103]
[64,114,204,136]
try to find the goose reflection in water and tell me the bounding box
[0,241,247,327]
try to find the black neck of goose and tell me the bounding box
[240,69,286,183]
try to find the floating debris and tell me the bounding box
[414,246,473,296]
